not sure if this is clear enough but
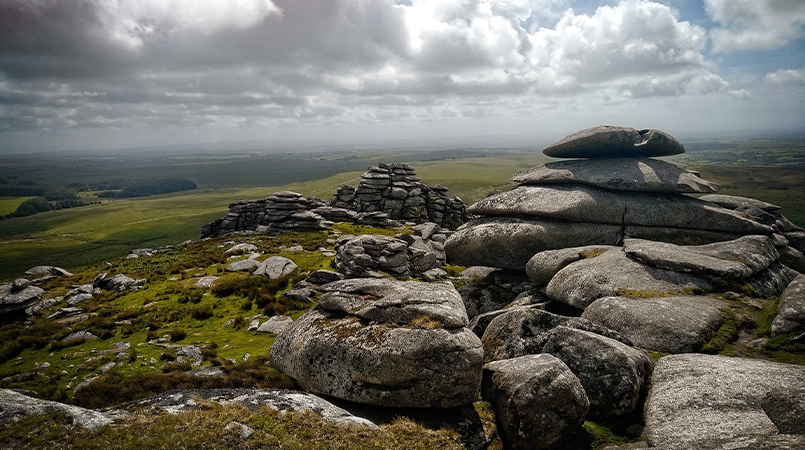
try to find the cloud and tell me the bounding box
[0,0,732,142]
[706,0,805,52]
[765,66,805,87]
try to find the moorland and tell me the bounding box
[0,136,804,449]
[1,137,804,281]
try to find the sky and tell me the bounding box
[0,0,804,153]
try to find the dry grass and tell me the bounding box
[0,405,465,450]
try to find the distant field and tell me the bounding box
[0,153,544,280]
[1,140,804,281]
[0,197,34,216]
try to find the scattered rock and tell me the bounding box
[225,243,258,255]
[305,269,345,285]
[195,276,219,288]
[0,280,44,314]
[62,331,98,343]
[257,316,293,334]
[24,266,73,278]
[253,256,297,279]
[772,274,805,336]
[643,354,805,449]
[581,296,725,353]
[186,366,226,378]
[93,273,145,292]
[225,421,255,440]
[482,354,589,450]
[225,259,260,273]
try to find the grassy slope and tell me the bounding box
[0,154,547,281]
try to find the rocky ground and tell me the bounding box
[1,131,805,450]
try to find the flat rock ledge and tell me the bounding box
[644,354,805,450]
[581,296,725,353]
[270,279,482,408]
[129,388,376,427]
[0,388,115,430]
[512,157,718,194]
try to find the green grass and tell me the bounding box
[0,197,35,216]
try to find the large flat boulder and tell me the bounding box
[546,248,712,310]
[623,235,778,279]
[445,217,622,271]
[542,327,654,421]
[482,354,589,450]
[644,354,805,449]
[270,278,482,408]
[317,279,468,329]
[513,157,717,193]
[772,274,805,336]
[542,126,685,158]
[581,296,725,353]
[469,185,770,235]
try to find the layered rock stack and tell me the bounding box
[202,164,467,238]
[202,191,332,238]
[331,163,466,229]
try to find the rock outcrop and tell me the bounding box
[270,278,483,408]
[202,164,467,238]
[444,127,804,274]
[331,163,466,229]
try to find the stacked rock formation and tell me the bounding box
[202,164,467,238]
[201,191,333,238]
[445,126,804,293]
[331,163,466,229]
[435,126,805,448]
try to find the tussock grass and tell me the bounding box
[72,356,295,409]
[0,405,465,450]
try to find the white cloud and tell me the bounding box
[0,0,767,149]
[765,66,805,87]
[706,0,805,52]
